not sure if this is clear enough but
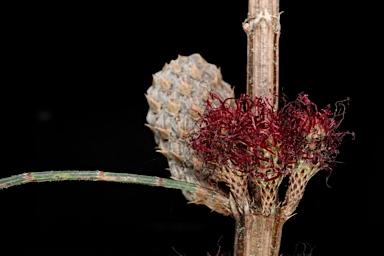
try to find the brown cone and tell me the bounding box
[145,53,235,215]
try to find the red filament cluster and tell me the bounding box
[189,92,353,181]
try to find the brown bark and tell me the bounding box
[244,0,281,111]
[233,209,286,256]
[231,1,286,255]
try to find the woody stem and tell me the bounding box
[244,0,280,111]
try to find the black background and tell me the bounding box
[2,1,382,255]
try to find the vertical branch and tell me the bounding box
[231,1,285,255]
[243,0,281,111]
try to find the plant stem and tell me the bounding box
[0,170,196,191]
[0,171,197,190]
[244,0,280,110]
[0,170,231,214]
[230,1,285,255]
[233,210,285,256]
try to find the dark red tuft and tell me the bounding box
[189,92,354,182]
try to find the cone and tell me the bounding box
[145,53,235,215]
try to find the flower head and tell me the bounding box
[279,93,354,171]
[189,92,353,182]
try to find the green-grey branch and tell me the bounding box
[0,170,198,191]
[0,170,232,216]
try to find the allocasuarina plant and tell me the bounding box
[144,53,354,256]
[1,1,354,255]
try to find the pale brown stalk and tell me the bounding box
[232,1,284,255]
[244,0,280,111]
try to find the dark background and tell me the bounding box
[2,1,382,255]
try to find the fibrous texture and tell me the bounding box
[189,92,354,216]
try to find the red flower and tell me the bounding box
[279,93,354,171]
[189,92,354,182]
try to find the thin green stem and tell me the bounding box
[1,170,232,215]
[0,170,197,191]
